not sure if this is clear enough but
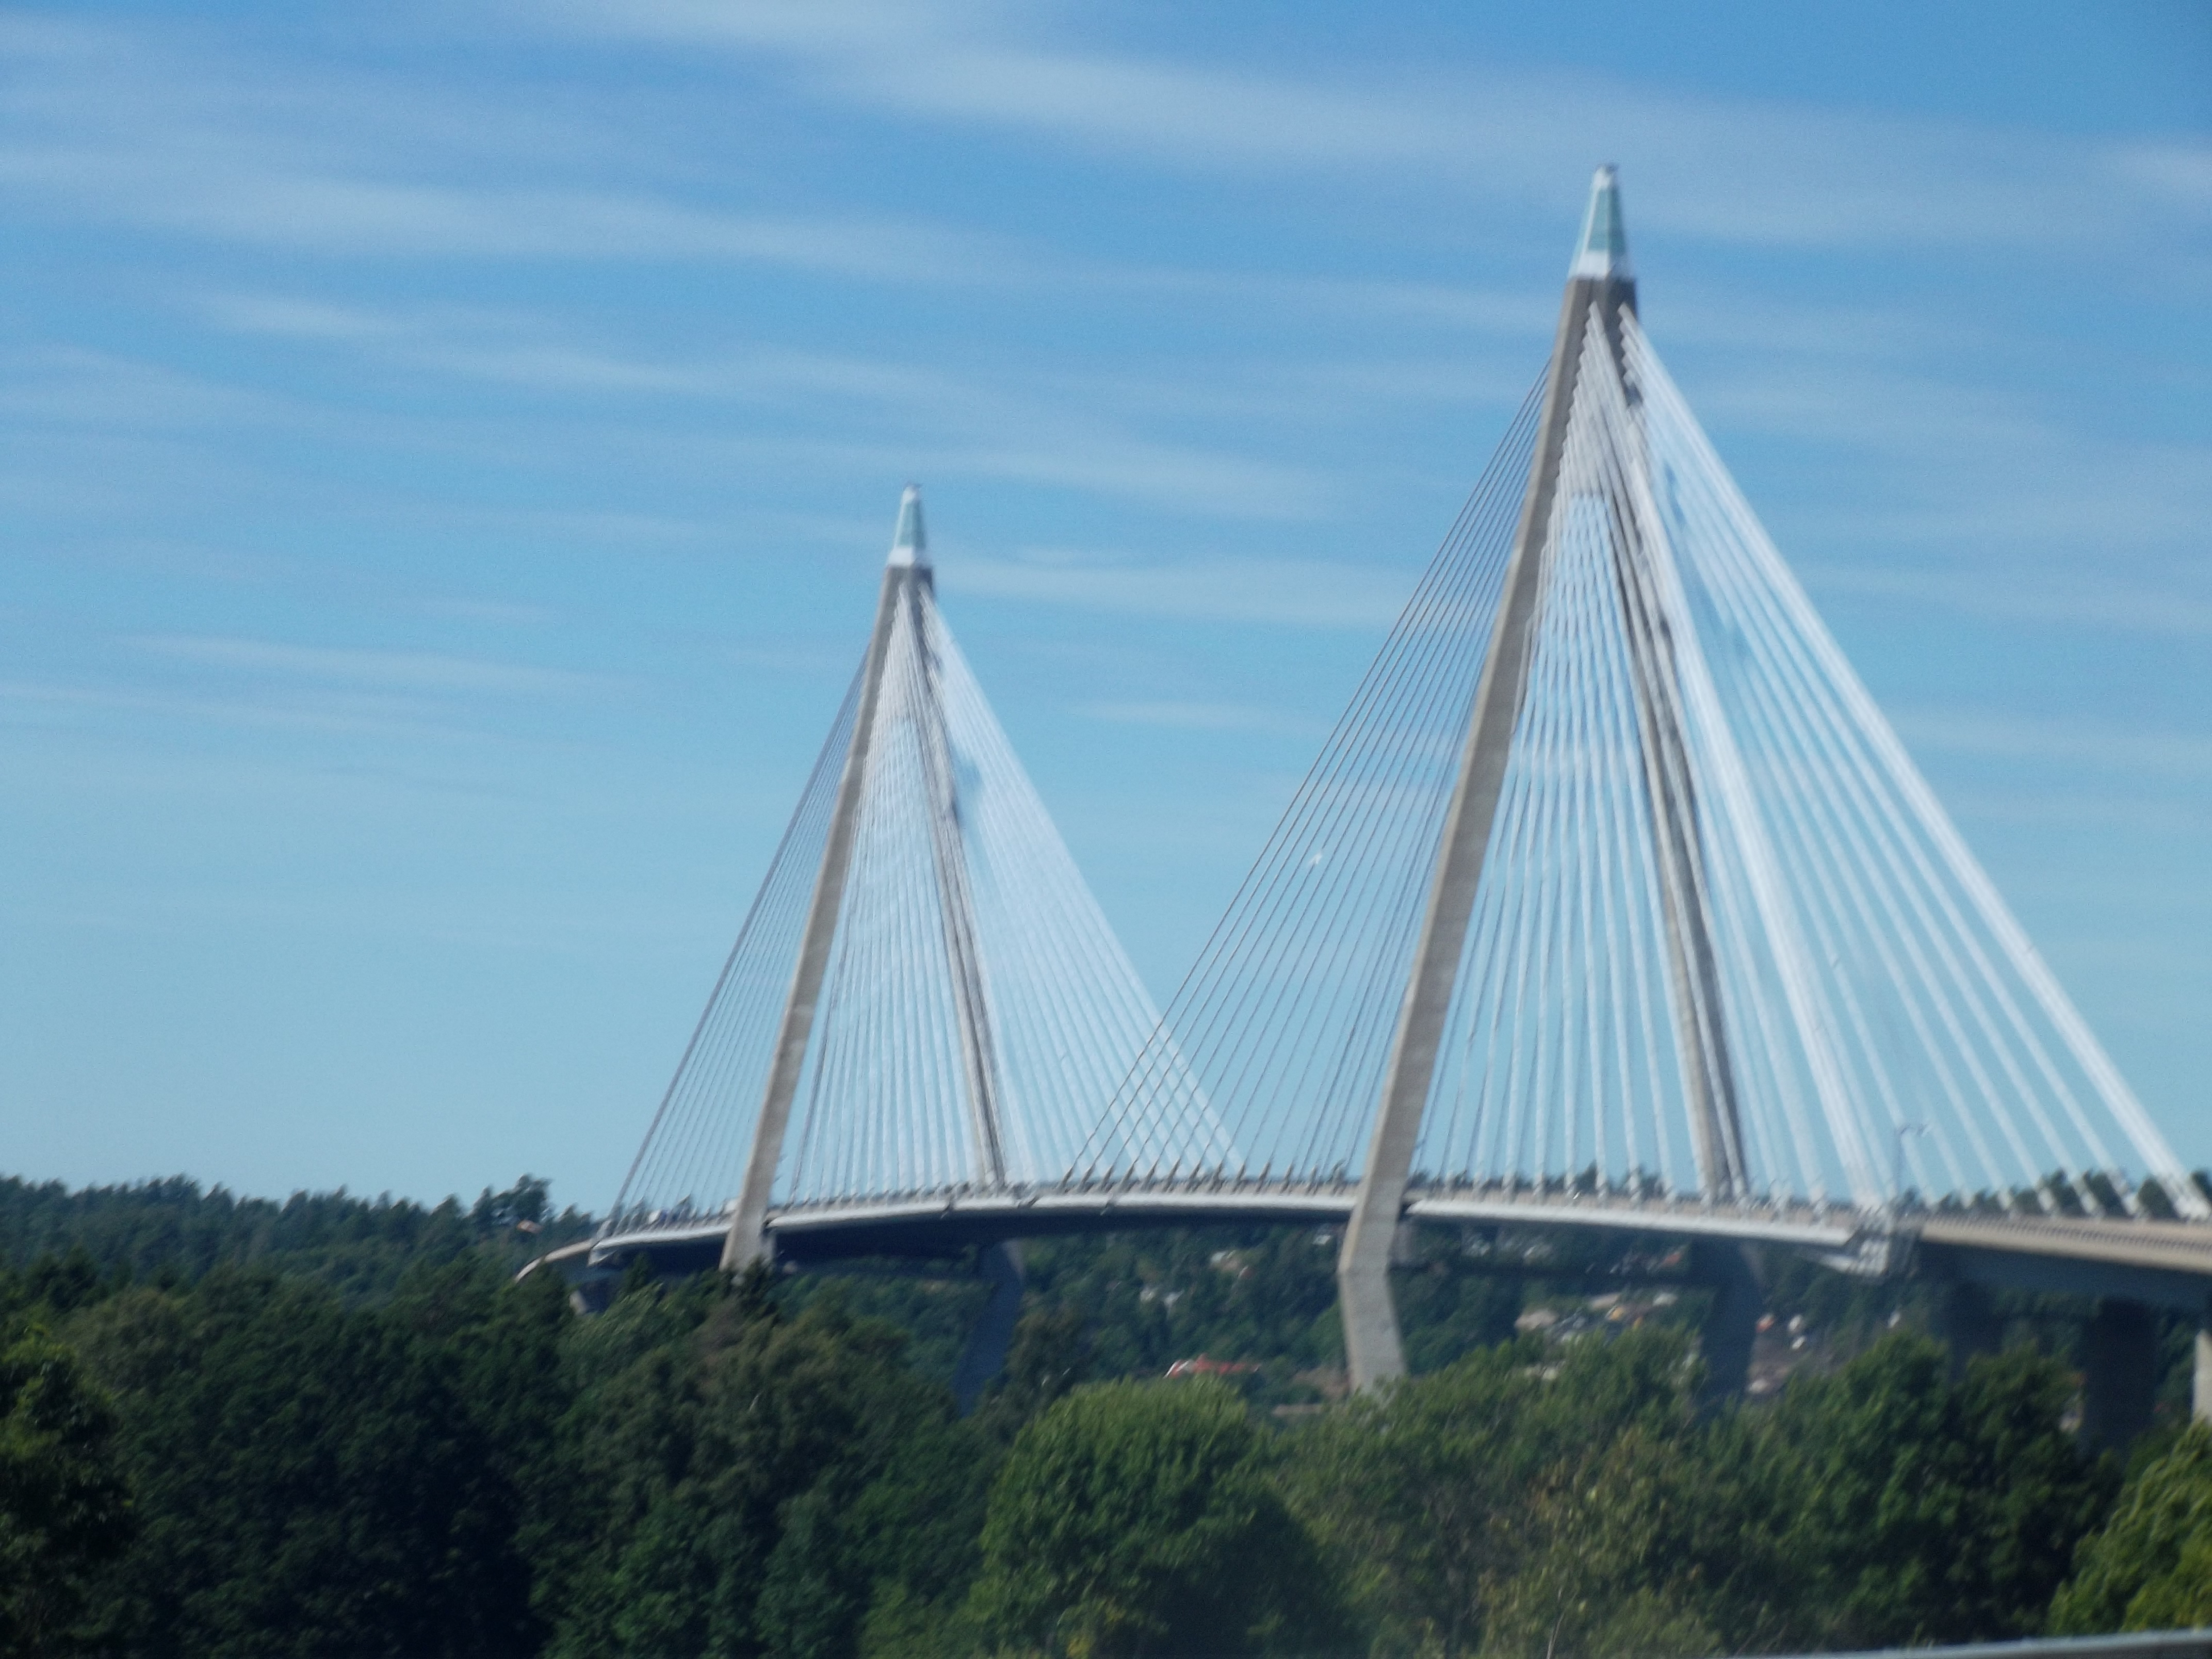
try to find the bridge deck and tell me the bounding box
[538,1188,2212,1311]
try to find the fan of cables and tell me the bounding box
[1081,317,2202,1223]
[611,568,1213,1228]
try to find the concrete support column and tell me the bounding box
[952,1241,1027,1416]
[2193,1303,2212,1427]
[723,558,908,1275]
[1391,1220,1422,1266]
[1935,1280,2002,1380]
[1337,171,1641,1396]
[1693,1240,1763,1408]
[2081,1298,2158,1452]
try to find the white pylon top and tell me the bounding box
[1570,164,1633,281]
[888,483,929,569]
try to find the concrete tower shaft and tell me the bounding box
[1338,165,1744,1390]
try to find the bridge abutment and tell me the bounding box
[2081,1297,2159,1452]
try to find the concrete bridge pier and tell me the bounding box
[2081,1298,2158,1452]
[1693,1240,1764,1407]
[952,1240,1027,1415]
[1935,1280,2003,1379]
[2194,1302,2212,1426]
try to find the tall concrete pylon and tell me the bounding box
[1337,167,1743,1389]
[722,487,936,1271]
[719,485,1025,1265]
[690,484,1194,1271]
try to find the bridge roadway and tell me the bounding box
[536,1185,2212,1435]
[548,1182,2212,1310]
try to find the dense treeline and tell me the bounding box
[0,1174,594,1302]
[4,1177,2212,1656]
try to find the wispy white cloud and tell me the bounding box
[1078,699,1321,735]
[0,675,465,743]
[206,294,952,401]
[944,552,1408,627]
[13,5,2206,294]
[1896,709,2212,786]
[0,347,291,430]
[0,15,1017,278]
[134,635,612,697]
[1664,323,2212,565]
[1650,290,1957,363]
[201,287,1526,427]
[8,153,1006,275]
[2111,142,2212,208]
[1129,273,1544,336]
[0,634,621,753]
[545,0,1477,170]
[1688,357,2058,460]
[1801,563,2212,640]
[380,501,726,549]
[1934,785,2212,838]
[196,294,1337,518]
[416,597,558,628]
[558,0,2212,255]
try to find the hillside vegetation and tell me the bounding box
[3,1174,2209,1657]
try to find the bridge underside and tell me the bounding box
[535,1190,2212,1446]
[549,1189,2212,1315]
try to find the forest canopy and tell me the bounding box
[2,1173,2207,1658]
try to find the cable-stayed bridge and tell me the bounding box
[544,169,2212,1433]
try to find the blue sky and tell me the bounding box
[4,1,2208,1209]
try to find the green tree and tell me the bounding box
[1476,1413,1789,1659]
[1014,1227,1345,1391]
[1390,1230,1523,1376]
[972,1304,1095,1443]
[544,1282,991,1659]
[0,1323,134,1655]
[0,1174,595,1304]
[64,1262,559,1657]
[2052,1423,2212,1632]
[1769,1335,2110,1647]
[1279,1327,1698,1655]
[969,1377,1341,1658]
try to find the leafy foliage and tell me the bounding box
[1278,1330,2106,1657]
[970,1378,1344,1657]
[1764,1337,2113,1647]
[65,1261,563,1657]
[1016,1227,1346,1396]
[0,1174,593,1302]
[0,1320,134,1656]
[1281,1327,1704,1655]
[0,1176,2171,1655]
[2053,1424,2212,1632]
[540,1279,992,1659]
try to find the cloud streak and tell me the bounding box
[945,553,1410,628]
[0,15,1017,279]
[11,6,2207,289]
[193,294,1339,519]
[1896,709,2212,786]
[1802,564,2212,641]
[1078,699,1324,735]
[134,635,612,698]
[562,0,2212,256]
